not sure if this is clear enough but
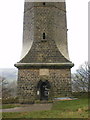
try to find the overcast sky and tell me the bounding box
[0,0,88,72]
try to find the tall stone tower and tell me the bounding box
[15,1,74,103]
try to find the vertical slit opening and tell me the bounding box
[43,2,45,5]
[43,33,45,39]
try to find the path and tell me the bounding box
[0,103,52,112]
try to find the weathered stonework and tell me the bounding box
[15,1,74,103]
[20,2,69,62]
[17,68,72,103]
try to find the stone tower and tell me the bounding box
[15,1,74,103]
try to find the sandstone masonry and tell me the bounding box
[15,1,74,103]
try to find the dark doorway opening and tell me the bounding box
[37,80,50,100]
[40,82,48,100]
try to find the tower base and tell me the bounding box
[16,63,73,103]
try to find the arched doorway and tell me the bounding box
[37,80,50,100]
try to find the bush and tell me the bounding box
[2,97,19,104]
[72,92,88,98]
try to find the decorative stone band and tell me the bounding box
[14,63,74,69]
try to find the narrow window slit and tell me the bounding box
[43,2,45,5]
[43,33,45,39]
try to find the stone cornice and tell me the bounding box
[14,62,74,69]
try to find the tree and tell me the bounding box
[0,76,12,99]
[72,62,89,92]
[8,81,17,97]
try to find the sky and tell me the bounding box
[0,0,88,72]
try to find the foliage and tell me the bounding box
[2,97,18,104]
[72,92,88,98]
[0,76,17,102]
[0,76,11,99]
[72,62,89,92]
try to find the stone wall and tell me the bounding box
[15,2,73,104]
[18,68,71,103]
[20,2,70,63]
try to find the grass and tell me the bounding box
[2,97,89,118]
[52,98,88,111]
[2,104,22,109]
[2,110,88,118]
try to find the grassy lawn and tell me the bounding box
[2,97,89,118]
[2,104,22,109]
[2,110,88,118]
